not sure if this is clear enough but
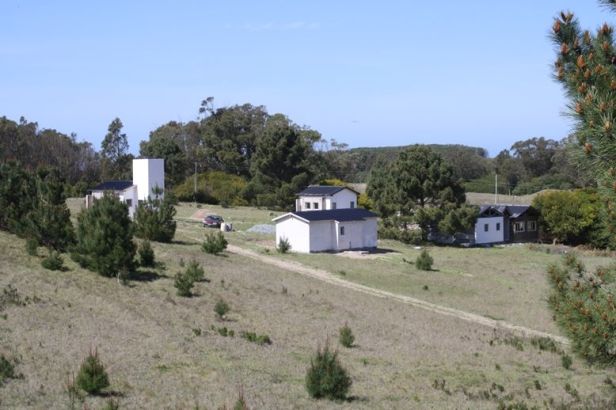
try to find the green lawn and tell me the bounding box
[172,202,613,335]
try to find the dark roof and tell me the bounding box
[91,180,134,191]
[291,208,377,222]
[297,185,358,197]
[478,204,534,218]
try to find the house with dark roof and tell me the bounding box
[85,158,164,218]
[274,187,377,253]
[475,204,539,245]
[295,185,359,212]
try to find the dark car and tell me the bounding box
[203,215,224,228]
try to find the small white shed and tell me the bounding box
[273,208,378,253]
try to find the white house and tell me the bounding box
[273,208,378,253]
[295,186,359,211]
[474,205,539,245]
[85,158,165,218]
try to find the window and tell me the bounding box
[513,222,525,232]
[496,222,501,231]
[527,221,537,231]
[126,199,132,207]
[313,202,319,209]
[339,226,345,236]
[305,202,311,209]
[484,224,489,232]
[350,201,355,208]
[332,202,337,209]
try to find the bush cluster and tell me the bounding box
[173,171,248,205]
[133,191,177,243]
[41,250,64,271]
[174,260,205,297]
[215,299,230,319]
[415,249,433,271]
[75,348,109,395]
[202,232,228,255]
[339,324,355,348]
[277,237,291,253]
[240,331,272,345]
[305,344,352,400]
[138,240,155,267]
[547,254,616,364]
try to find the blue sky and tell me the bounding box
[0,1,613,156]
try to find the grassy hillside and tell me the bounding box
[0,202,615,408]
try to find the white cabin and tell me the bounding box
[273,208,378,253]
[295,186,358,212]
[85,158,165,218]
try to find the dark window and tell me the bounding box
[350,201,355,208]
[314,202,319,209]
[305,202,311,209]
[496,223,501,231]
[332,202,337,209]
[340,226,345,236]
[527,221,537,231]
[126,199,132,207]
[484,224,489,232]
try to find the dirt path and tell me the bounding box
[226,244,569,345]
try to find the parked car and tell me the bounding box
[203,215,224,228]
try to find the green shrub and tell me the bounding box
[277,237,291,253]
[561,354,572,370]
[339,323,355,348]
[174,271,194,297]
[547,255,616,365]
[41,250,64,271]
[202,232,228,255]
[185,260,204,282]
[215,299,230,319]
[138,240,155,267]
[133,192,176,243]
[415,249,433,271]
[305,344,352,400]
[71,193,136,278]
[0,354,17,385]
[25,238,38,256]
[75,348,109,395]
[173,171,248,205]
[240,331,272,345]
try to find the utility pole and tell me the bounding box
[193,162,197,204]
[495,173,498,204]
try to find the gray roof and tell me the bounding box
[297,185,358,197]
[291,208,377,222]
[91,180,134,191]
[478,204,534,218]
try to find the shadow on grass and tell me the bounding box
[129,270,167,282]
[98,390,125,398]
[345,395,369,403]
[171,240,195,246]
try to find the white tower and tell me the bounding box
[133,158,165,201]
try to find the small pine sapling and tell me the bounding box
[75,348,110,395]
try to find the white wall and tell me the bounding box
[89,186,138,218]
[330,189,358,209]
[276,217,310,253]
[475,216,505,244]
[297,196,326,211]
[309,220,335,252]
[335,218,377,250]
[133,158,165,201]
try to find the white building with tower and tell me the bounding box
[85,158,165,218]
[273,185,378,253]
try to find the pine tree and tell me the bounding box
[27,168,75,251]
[71,193,136,278]
[133,187,176,242]
[551,1,616,248]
